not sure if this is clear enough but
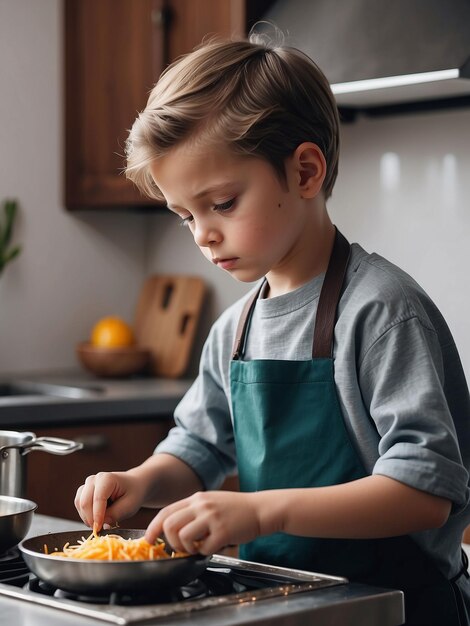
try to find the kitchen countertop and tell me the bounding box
[0,515,405,626]
[0,369,192,427]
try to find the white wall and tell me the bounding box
[329,108,470,378]
[0,0,147,375]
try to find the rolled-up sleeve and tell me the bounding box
[155,327,236,490]
[359,316,469,511]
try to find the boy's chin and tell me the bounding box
[223,268,265,284]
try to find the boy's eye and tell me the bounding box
[179,215,194,227]
[176,197,236,227]
[214,198,235,212]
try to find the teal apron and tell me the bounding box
[230,228,469,626]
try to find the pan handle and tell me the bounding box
[19,436,83,456]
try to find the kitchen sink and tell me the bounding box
[0,381,104,399]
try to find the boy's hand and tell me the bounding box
[145,491,262,555]
[74,454,205,534]
[74,471,147,532]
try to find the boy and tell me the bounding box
[76,38,470,625]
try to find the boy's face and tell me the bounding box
[149,141,317,285]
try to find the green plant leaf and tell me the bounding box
[4,245,21,264]
[0,199,21,273]
[3,200,17,247]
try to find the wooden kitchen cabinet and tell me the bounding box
[65,0,275,210]
[26,420,172,527]
[65,0,165,210]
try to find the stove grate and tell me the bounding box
[0,550,29,587]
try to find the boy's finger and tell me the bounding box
[145,510,165,545]
[178,519,210,554]
[144,498,189,543]
[77,482,96,527]
[92,484,113,533]
[74,484,84,514]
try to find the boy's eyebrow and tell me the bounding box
[167,182,237,210]
[194,182,236,199]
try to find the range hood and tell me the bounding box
[259,0,470,114]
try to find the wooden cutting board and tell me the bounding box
[134,275,206,378]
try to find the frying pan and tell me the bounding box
[0,495,37,554]
[19,529,210,594]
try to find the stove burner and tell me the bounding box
[54,578,209,606]
[0,550,29,587]
[26,569,247,606]
[0,548,20,563]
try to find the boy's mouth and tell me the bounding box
[213,257,239,270]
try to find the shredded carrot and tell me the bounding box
[46,533,188,561]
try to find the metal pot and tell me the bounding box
[0,495,37,554]
[0,430,83,498]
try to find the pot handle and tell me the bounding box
[20,436,83,456]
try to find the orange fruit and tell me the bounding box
[90,317,135,348]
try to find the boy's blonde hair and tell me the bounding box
[126,37,340,201]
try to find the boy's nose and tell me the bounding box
[193,221,222,247]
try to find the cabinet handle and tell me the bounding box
[73,434,109,452]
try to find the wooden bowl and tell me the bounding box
[76,342,150,378]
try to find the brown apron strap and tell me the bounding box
[232,281,265,360]
[231,227,351,361]
[312,228,351,358]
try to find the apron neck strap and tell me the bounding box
[231,227,351,361]
[232,281,265,360]
[312,227,351,358]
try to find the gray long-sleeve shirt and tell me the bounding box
[156,243,470,585]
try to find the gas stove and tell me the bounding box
[0,547,349,624]
[0,516,405,626]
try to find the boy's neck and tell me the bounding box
[265,212,336,299]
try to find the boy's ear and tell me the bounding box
[293,142,327,198]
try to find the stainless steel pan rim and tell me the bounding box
[0,494,37,516]
[19,529,211,594]
[0,495,37,554]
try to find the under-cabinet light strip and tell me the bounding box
[331,68,460,94]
